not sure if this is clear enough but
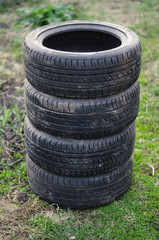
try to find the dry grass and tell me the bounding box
[0,191,41,240]
[78,0,142,27]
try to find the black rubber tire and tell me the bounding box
[25,79,139,139]
[27,155,134,210]
[24,116,135,177]
[23,21,141,99]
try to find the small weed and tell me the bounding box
[15,87,24,93]
[0,104,26,194]
[0,103,25,132]
[16,3,77,28]
[0,161,27,194]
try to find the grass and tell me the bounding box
[0,104,26,194]
[0,0,159,239]
[16,3,77,28]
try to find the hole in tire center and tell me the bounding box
[43,30,122,52]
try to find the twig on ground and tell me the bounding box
[8,157,23,167]
[146,163,155,176]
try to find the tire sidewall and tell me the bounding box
[24,20,141,62]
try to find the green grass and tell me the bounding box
[16,3,77,28]
[0,0,159,239]
[0,104,26,193]
[29,186,159,239]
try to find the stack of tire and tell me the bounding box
[23,21,141,210]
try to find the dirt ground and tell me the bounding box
[0,189,45,239]
[0,8,32,108]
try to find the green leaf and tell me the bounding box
[16,3,77,27]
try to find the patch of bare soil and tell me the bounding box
[0,190,39,240]
[0,11,32,108]
[0,127,25,171]
[0,51,25,108]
